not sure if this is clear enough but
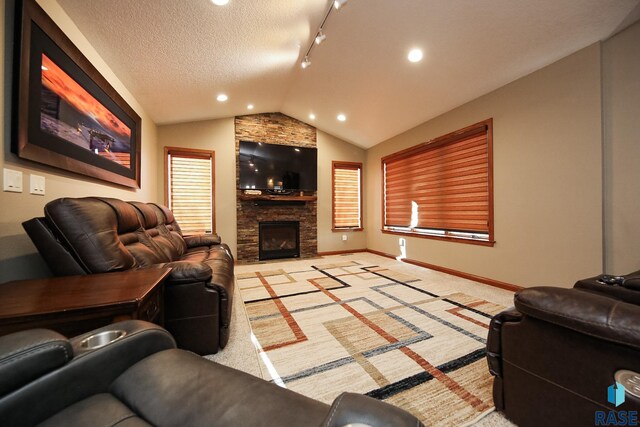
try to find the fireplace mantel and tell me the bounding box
[238,194,317,202]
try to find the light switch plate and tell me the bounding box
[3,168,23,193]
[30,174,45,195]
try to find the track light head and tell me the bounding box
[301,56,311,69]
[315,31,326,45]
[334,0,348,10]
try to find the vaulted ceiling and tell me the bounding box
[56,0,640,148]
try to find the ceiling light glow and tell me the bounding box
[408,48,423,63]
[301,56,311,69]
[211,0,229,5]
[247,104,254,110]
[309,113,316,120]
[337,114,346,122]
[216,94,228,102]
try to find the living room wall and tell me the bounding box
[157,117,366,258]
[317,130,366,253]
[366,44,604,288]
[157,118,237,255]
[0,0,160,282]
[602,21,640,274]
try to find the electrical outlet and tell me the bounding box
[3,168,23,193]
[30,174,45,196]
[342,234,348,241]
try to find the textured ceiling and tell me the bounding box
[56,0,639,148]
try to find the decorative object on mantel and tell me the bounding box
[244,189,262,195]
[238,193,317,202]
[13,0,142,188]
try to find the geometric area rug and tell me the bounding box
[237,253,513,426]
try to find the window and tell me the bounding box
[165,147,215,234]
[332,161,363,230]
[382,119,493,245]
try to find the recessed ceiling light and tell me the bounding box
[211,0,229,5]
[294,148,301,152]
[247,104,254,110]
[216,94,228,102]
[309,113,316,120]
[337,114,346,122]
[408,48,423,63]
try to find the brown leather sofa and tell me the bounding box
[0,321,424,427]
[487,271,640,426]
[22,197,234,355]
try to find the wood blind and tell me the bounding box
[383,120,492,235]
[333,162,362,229]
[166,148,214,234]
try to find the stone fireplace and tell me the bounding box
[235,113,318,262]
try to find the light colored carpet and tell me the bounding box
[204,276,263,378]
[233,253,517,426]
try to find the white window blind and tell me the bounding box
[166,148,214,234]
[332,162,362,229]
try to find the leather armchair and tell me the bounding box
[487,271,640,427]
[22,197,234,355]
[0,321,423,427]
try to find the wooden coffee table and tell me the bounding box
[0,268,171,338]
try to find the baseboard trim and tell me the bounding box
[365,248,397,259]
[365,249,523,292]
[317,249,368,256]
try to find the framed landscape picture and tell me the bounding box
[13,0,141,188]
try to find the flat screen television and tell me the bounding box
[239,141,317,191]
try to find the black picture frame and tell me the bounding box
[12,0,142,188]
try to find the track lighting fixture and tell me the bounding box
[334,0,348,10]
[300,0,348,70]
[315,30,326,45]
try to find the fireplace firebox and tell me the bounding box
[259,221,300,260]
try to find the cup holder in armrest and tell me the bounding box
[79,330,127,350]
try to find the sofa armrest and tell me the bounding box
[183,234,221,248]
[575,273,640,305]
[0,321,175,426]
[515,287,640,350]
[320,392,424,427]
[486,307,522,378]
[22,217,86,276]
[158,261,212,285]
[0,329,72,397]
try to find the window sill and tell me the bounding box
[381,228,495,247]
[332,227,364,232]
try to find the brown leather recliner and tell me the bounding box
[487,271,640,426]
[22,197,234,355]
[0,321,424,427]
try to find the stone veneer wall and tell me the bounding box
[235,113,317,262]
